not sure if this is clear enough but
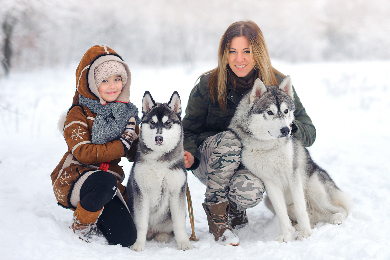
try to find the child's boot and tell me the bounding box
[71,202,103,242]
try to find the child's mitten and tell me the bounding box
[120,117,138,153]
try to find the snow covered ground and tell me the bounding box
[1,60,389,260]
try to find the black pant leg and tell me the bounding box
[98,195,137,247]
[79,171,117,212]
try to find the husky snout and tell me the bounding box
[155,136,163,145]
[280,127,290,137]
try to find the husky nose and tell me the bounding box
[280,127,290,137]
[155,136,163,145]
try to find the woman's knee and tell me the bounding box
[208,131,242,170]
[214,131,242,156]
[194,131,242,185]
[228,169,265,210]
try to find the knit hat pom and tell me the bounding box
[94,60,128,89]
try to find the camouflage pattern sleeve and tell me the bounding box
[292,86,316,147]
[182,76,210,164]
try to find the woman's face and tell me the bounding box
[228,36,254,77]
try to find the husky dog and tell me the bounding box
[228,76,353,242]
[127,91,193,251]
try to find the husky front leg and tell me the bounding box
[289,172,312,240]
[131,192,150,252]
[264,181,293,242]
[169,187,193,250]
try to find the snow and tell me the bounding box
[1,60,390,260]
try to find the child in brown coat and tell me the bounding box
[51,45,139,246]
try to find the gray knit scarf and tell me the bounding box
[78,95,140,144]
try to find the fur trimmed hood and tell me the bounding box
[73,45,131,105]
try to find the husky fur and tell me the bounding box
[126,91,193,251]
[228,76,353,242]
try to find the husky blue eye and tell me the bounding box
[267,111,274,116]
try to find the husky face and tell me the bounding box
[141,91,182,153]
[247,77,295,140]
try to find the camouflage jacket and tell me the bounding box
[182,70,316,170]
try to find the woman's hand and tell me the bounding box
[184,150,194,169]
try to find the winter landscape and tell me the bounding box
[1,60,390,260]
[1,0,390,259]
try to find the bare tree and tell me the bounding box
[2,13,18,75]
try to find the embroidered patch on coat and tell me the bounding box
[70,126,86,140]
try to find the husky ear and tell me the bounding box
[142,91,156,114]
[250,78,267,104]
[168,91,181,115]
[279,75,293,98]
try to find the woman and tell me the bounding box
[182,21,316,245]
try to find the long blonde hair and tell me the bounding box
[207,21,277,109]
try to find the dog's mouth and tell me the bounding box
[267,131,276,138]
[268,127,290,139]
[267,132,286,139]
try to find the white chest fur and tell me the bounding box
[241,139,294,188]
[133,160,186,207]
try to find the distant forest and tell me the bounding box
[1,0,389,74]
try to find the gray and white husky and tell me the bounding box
[228,76,353,242]
[127,91,193,251]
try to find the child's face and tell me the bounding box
[97,75,123,102]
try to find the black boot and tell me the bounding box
[228,201,248,229]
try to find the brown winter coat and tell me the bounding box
[51,45,135,209]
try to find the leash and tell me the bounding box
[186,184,199,241]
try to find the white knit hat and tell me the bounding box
[94,60,128,89]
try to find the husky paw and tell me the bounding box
[330,213,344,225]
[155,232,172,243]
[296,229,312,240]
[275,232,292,243]
[130,240,145,252]
[275,235,291,243]
[177,240,193,250]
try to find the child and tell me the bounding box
[51,45,140,246]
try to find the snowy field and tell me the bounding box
[1,60,390,260]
